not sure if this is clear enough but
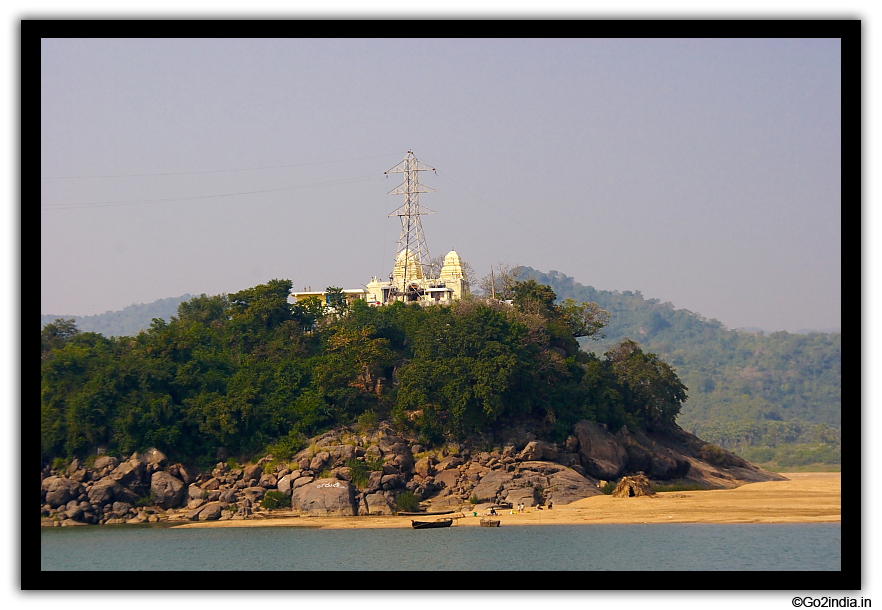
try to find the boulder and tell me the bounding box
[546,468,603,505]
[140,447,168,468]
[433,469,459,490]
[88,476,120,506]
[367,471,383,493]
[258,473,278,488]
[626,443,653,474]
[380,474,403,490]
[518,441,559,462]
[198,502,229,521]
[151,471,186,509]
[414,457,434,478]
[470,471,514,503]
[45,478,82,508]
[573,420,628,480]
[110,460,146,489]
[200,477,221,491]
[363,492,396,515]
[504,487,538,507]
[219,489,238,503]
[292,479,355,516]
[310,452,330,472]
[277,474,295,495]
[168,463,195,485]
[648,450,691,480]
[242,464,263,484]
[188,484,206,501]
[292,476,314,489]
[94,456,119,471]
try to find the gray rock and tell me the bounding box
[112,501,133,515]
[573,420,629,480]
[277,474,295,495]
[45,478,82,508]
[188,484,206,501]
[151,470,186,509]
[504,487,538,507]
[367,471,384,492]
[140,447,168,468]
[414,457,434,478]
[111,460,146,488]
[518,440,559,462]
[470,471,514,503]
[197,501,229,521]
[242,464,263,483]
[292,479,355,516]
[310,451,330,472]
[219,488,239,503]
[434,469,459,490]
[292,476,314,489]
[200,477,221,491]
[258,473,278,488]
[363,492,395,515]
[187,498,206,510]
[93,456,119,471]
[380,473,403,490]
[546,468,603,505]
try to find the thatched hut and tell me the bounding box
[612,474,655,498]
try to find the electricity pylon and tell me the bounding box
[385,150,436,289]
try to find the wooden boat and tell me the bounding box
[480,518,501,527]
[411,518,454,529]
[397,510,456,516]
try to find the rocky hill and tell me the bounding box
[41,419,782,526]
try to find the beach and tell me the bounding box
[172,471,840,530]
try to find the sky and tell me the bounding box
[40,36,842,333]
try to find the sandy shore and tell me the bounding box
[172,472,840,530]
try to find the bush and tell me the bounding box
[357,410,378,434]
[347,458,370,488]
[364,455,385,471]
[469,494,479,505]
[226,457,239,469]
[396,491,420,513]
[262,490,291,510]
[265,432,306,462]
[601,481,616,495]
[136,492,157,507]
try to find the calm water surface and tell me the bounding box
[41,523,841,571]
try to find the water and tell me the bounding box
[41,523,840,571]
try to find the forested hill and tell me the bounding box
[41,295,192,338]
[518,267,841,441]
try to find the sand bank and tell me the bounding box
[172,472,840,530]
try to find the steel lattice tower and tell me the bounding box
[385,150,436,288]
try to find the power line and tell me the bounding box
[41,173,382,211]
[40,152,406,180]
[435,170,625,292]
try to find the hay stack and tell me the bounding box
[612,474,655,498]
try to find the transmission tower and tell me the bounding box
[385,150,437,289]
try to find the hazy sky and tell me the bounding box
[40,38,841,332]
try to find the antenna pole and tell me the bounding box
[385,150,437,297]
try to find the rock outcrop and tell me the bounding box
[40,420,783,526]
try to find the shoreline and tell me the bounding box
[172,472,841,530]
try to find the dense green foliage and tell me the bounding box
[518,267,841,463]
[262,490,292,509]
[41,295,193,337]
[40,278,688,465]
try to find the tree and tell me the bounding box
[559,299,610,340]
[41,318,80,362]
[605,339,687,431]
[478,262,521,299]
[325,286,350,317]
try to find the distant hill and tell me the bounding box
[41,294,192,337]
[517,267,841,443]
